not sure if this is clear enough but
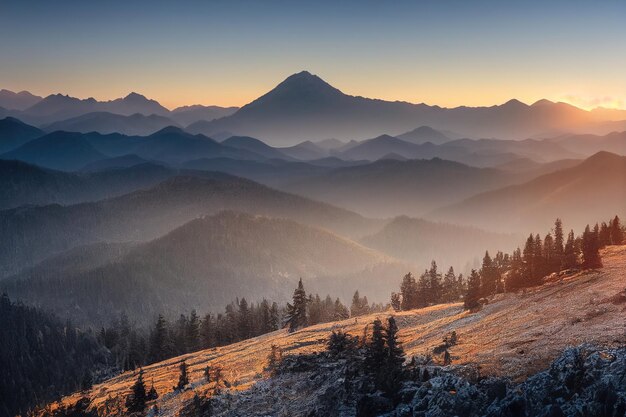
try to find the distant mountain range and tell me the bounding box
[3,211,403,324]
[432,151,626,233]
[3,72,625,146]
[0,89,238,129]
[43,112,180,136]
[185,71,620,144]
[282,158,532,217]
[0,89,42,111]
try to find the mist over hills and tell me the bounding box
[170,104,238,126]
[361,216,520,270]
[3,211,404,325]
[0,174,376,277]
[281,158,525,217]
[43,112,180,136]
[432,151,626,233]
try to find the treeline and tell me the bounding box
[392,262,465,311]
[97,282,370,371]
[390,216,623,312]
[0,294,108,417]
[285,278,385,332]
[464,216,622,309]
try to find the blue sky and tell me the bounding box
[1,0,625,109]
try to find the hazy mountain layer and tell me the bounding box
[3,211,403,325]
[432,151,626,233]
[0,174,376,277]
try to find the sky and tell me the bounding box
[1,0,625,109]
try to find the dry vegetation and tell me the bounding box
[60,245,626,415]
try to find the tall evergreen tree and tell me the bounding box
[610,215,623,245]
[186,310,200,352]
[399,272,419,310]
[464,269,481,310]
[174,360,190,391]
[598,222,611,247]
[149,314,169,363]
[126,369,147,414]
[480,251,499,296]
[333,298,350,320]
[382,316,405,395]
[563,230,579,270]
[428,261,443,304]
[441,267,457,302]
[285,278,308,332]
[582,225,602,269]
[554,218,564,259]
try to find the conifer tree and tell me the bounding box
[563,230,579,270]
[147,381,158,401]
[149,315,169,363]
[554,218,564,259]
[174,361,189,391]
[366,318,386,375]
[390,292,401,311]
[480,251,499,296]
[464,269,481,310]
[186,310,200,352]
[382,316,405,394]
[522,234,535,282]
[126,369,147,414]
[285,278,308,332]
[582,225,602,269]
[203,366,212,383]
[333,298,350,320]
[599,222,611,247]
[399,272,419,310]
[428,261,443,304]
[610,215,623,245]
[269,302,280,331]
[238,298,251,340]
[442,267,457,302]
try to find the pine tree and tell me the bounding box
[480,251,499,296]
[203,366,212,383]
[186,310,200,352]
[554,218,564,259]
[505,248,525,291]
[382,316,405,395]
[417,271,431,307]
[599,222,611,248]
[464,269,481,310]
[441,267,457,302]
[126,369,147,413]
[610,215,623,245]
[533,234,545,284]
[582,225,602,269]
[149,315,169,363]
[428,261,443,303]
[350,290,370,317]
[563,230,579,270]
[285,278,308,332]
[522,234,535,282]
[174,360,189,391]
[390,293,401,311]
[400,272,419,310]
[333,298,350,320]
[269,302,280,331]
[238,298,251,340]
[366,318,386,375]
[147,381,158,400]
[265,344,282,375]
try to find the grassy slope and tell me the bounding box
[58,245,626,415]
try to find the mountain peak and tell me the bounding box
[532,98,554,107]
[123,92,149,101]
[501,98,528,108]
[270,71,342,98]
